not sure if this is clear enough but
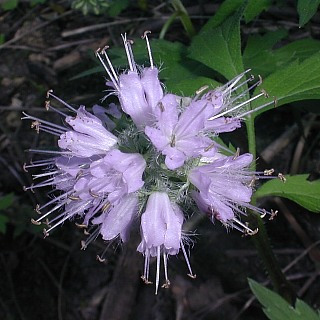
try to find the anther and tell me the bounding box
[261,89,269,98]
[260,209,267,219]
[141,276,153,284]
[278,173,286,182]
[96,255,106,263]
[35,204,41,214]
[75,223,87,229]
[46,89,53,99]
[233,148,240,160]
[187,273,197,279]
[170,135,176,147]
[76,170,84,180]
[161,279,171,288]
[23,163,28,172]
[102,202,111,213]
[84,229,90,235]
[249,176,256,187]
[158,102,165,112]
[204,143,215,152]
[31,218,41,225]
[142,30,151,39]
[95,47,101,56]
[196,85,209,95]
[89,189,99,198]
[257,75,263,86]
[44,100,50,110]
[31,121,40,134]
[43,228,49,238]
[68,195,80,201]
[273,96,278,108]
[269,209,278,221]
[247,228,259,236]
[264,168,274,176]
[80,240,87,250]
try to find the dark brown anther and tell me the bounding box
[31,121,40,134]
[204,143,215,152]
[89,189,99,198]
[141,276,153,284]
[102,202,111,212]
[68,194,80,201]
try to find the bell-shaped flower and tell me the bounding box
[92,193,138,242]
[58,106,118,157]
[137,192,195,294]
[189,153,257,231]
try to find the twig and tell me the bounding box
[0,11,72,50]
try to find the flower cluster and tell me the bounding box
[23,33,279,294]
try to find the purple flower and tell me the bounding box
[96,34,163,129]
[189,153,266,233]
[86,149,146,203]
[137,192,195,294]
[92,193,138,242]
[58,106,118,157]
[145,95,216,170]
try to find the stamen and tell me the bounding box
[121,34,135,72]
[181,241,196,279]
[22,112,68,132]
[269,209,278,220]
[237,99,275,118]
[47,90,77,113]
[162,252,170,289]
[208,91,265,121]
[264,169,274,176]
[101,46,119,82]
[96,50,120,91]
[155,246,161,295]
[142,30,154,68]
[45,100,68,117]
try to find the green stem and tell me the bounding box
[245,115,295,302]
[171,0,196,39]
[159,12,179,40]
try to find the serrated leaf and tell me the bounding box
[0,193,14,210]
[254,175,320,213]
[297,0,320,27]
[244,0,271,23]
[188,7,244,80]
[250,52,320,117]
[249,279,320,320]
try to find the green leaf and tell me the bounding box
[188,7,245,80]
[251,52,320,117]
[244,35,320,77]
[254,175,320,213]
[297,0,320,27]
[1,0,18,11]
[244,0,271,23]
[0,193,14,211]
[249,279,320,320]
[108,0,129,17]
